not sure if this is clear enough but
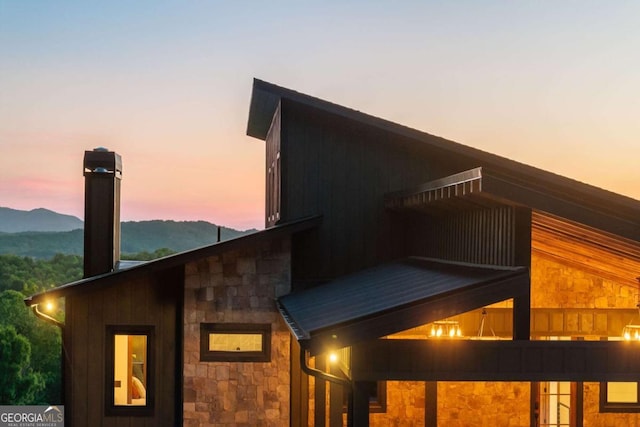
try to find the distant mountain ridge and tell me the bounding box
[0,207,83,232]
[0,208,256,259]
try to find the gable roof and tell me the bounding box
[277,257,528,355]
[247,79,640,241]
[25,216,321,307]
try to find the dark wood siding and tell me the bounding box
[64,267,182,427]
[406,206,532,267]
[265,102,281,227]
[280,100,533,285]
[282,100,469,284]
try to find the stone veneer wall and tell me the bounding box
[370,381,425,427]
[308,378,426,426]
[532,254,640,426]
[531,254,635,310]
[437,382,530,427]
[183,237,291,427]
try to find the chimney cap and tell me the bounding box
[83,149,122,177]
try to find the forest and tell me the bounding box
[0,249,173,404]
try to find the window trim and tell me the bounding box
[600,381,640,413]
[200,323,271,362]
[105,325,155,417]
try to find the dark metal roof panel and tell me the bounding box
[277,257,527,341]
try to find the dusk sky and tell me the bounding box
[1,1,639,230]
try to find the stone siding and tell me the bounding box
[370,381,425,427]
[437,382,530,427]
[183,237,291,427]
[533,254,640,426]
[531,254,635,309]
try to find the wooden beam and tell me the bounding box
[352,339,640,382]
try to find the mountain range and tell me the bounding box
[0,207,256,259]
[0,207,84,232]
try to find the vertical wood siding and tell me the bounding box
[409,206,531,267]
[281,101,465,283]
[265,102,281,227]
[64,267,182,427]
[278,100,532,284]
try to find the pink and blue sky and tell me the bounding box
[1,1,639,230]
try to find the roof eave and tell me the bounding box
[24,215,322,307]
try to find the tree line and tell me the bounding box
[0,249,174,404]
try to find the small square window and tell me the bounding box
[105,325,154,416]
[200,323,271,362]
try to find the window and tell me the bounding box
[200,323,271,362]
[539,381,571,426]
[600,382,640,412]
[105,325,154,416]
[599,337,640,412]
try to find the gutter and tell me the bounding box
[299,345,350,387]
[30,302,65,329]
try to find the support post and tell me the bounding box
[352,381,370,427]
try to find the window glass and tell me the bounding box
[209,333,263,352]
[114,334,147,406]
[607,382,638,404]
[106,325,154,416]
[200,323,271,362]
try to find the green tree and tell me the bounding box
[0,290,61,404]
[121,247,175,261]
[0,324,45,404]
[0,253,82,295]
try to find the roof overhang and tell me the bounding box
[248,79,640,240]
[25,216,322,307]
[385,167,640,242]
[277,257,529,356]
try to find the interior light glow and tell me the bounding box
[429,320,463,339]
[622,324,640,341]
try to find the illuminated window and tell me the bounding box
[105,325,154,416]
[599,336,640,412]
[200,323,271,362]
[601,382,640,412]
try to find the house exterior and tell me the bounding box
[26,79,640,427]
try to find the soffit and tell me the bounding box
[532,211,640,289]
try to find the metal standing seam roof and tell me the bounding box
[277,257,528,353]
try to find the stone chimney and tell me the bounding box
[83,148,122,278]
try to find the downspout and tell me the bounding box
[299,345,351,387]
[299,345,354,426]
[27,299,66,408]
[31,303,65,329]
